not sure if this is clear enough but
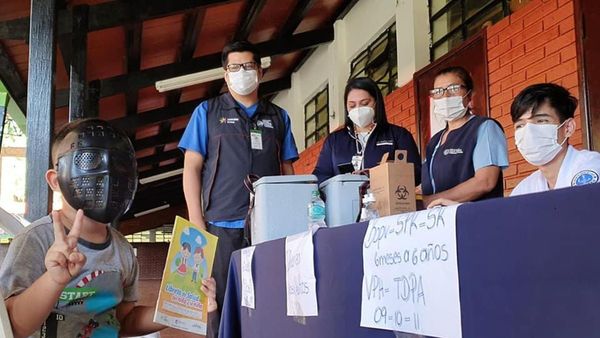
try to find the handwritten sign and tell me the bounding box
[360,206,462,338]
[241,246,256,309]
[285,231,318,316]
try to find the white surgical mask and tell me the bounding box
[433,95,469,121]
[514,120,568,166]
[348,106,375,128]
[227,69,258,95]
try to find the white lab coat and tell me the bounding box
[511,145,600,196]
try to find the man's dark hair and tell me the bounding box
[434,66,474,92]
[510,83,577,123]
[221,40,261,68]
[344,77,389,130]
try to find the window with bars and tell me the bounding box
[304,86,329,148]
[125,225,173,243]
[349,23,398,96]
[430,0,511,60]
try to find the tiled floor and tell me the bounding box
[137,279,205,338]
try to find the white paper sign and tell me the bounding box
[361,206,462,338]
[241,246,256,309]
[285,231,318,316]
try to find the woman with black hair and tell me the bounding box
[421,66,508,208]
[313,77,421,184]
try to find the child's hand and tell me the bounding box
[201,277,217,313]
[45,209,87,285]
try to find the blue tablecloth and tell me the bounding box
[219,183,600,338]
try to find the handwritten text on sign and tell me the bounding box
[285,231,318,317]
[360,206,462,338]
[241,246,256,309]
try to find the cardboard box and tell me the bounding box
[369,150,416,216]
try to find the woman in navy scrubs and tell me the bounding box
[313,77,421,184]
[421,66,509,207]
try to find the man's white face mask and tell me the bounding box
[514,119,569,166]
[228,69,258,96]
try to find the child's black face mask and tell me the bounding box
[56,121,137,224]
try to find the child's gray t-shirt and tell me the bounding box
[0,215,139,338]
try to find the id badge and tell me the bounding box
[250,129,263,150]
[351,155,363,171]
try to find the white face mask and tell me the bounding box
[348,106,375,128]
[514,120,568,166]
[433,95,469,121]
[227,69,258,96]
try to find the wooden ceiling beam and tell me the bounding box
[126,180,185,215]
[0,0,235,41]
[137,175,184,193]
[235,0,267,41]
[181,9,205,62]
[334,0,360,21]
[119,203,187,235]
[54,27,332,107]
[165,8,206,108]
[278,0,317,38]
[55,0,71,74]
[137,148,182,167]
[152,8,204,167]
[152,121,172,169]
[69,5,91,121]
[139,160,184,179]
[113,98,201,133]
[286,0,359,82]
[134,129,184,151]
[0,43,27,114]
[125,21,143,116]
[111,75,291,132]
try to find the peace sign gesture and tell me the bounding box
[45,210,87,285]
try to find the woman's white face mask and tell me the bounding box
[348,106,375,128]
[514,119,569,166]
[432,93,470,122]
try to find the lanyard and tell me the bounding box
[348,125,376,170]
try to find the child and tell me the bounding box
[509,83,600,195]
[192,247,205,283]
[0,119,216,338]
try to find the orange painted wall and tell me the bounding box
[294,0,582,196]
[486,0,581,193]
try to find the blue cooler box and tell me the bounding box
[319,174,369,227]
[251,175,318,244]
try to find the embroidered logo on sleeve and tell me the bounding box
[571,170,599,186]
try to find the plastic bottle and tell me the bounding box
[308,190,327,233]
[359,192,379,222]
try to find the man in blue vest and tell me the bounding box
[179,40,298,336]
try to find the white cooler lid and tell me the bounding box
[253,174,317,188]
[319,174,369,189]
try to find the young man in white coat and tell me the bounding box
[510,83,600,196]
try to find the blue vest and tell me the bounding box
[312,124,422,184]
[421,115,504,200]
[202,93,285,222]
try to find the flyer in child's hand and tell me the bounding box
[154,216,218,335]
